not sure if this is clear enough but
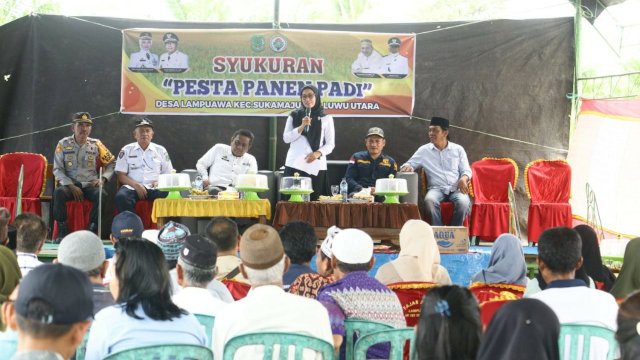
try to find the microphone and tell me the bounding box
[305,107,310,133]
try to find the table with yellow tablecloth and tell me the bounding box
[151,198,271,227]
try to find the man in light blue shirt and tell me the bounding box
[400,117,472,226]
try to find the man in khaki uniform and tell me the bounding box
[53,112,115,241]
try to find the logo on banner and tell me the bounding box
[250,35,265,52]
[270,35,288,53]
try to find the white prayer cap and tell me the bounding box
[331,228,373,264]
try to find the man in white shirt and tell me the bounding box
[531,227,619,360]
[173,234,227,344]
[213,224,333,359]
[351,39,383,74]
[196,129,257,194]
[114,118,173,213]
[128,32,159,70]
[381,37,409,76]
[14,214,47,277]
[159,32,189,72]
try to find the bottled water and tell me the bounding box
[340,178,348,202]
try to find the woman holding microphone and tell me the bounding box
[283,85,335,200]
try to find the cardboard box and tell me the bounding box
[432,226,469,254]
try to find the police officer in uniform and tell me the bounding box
[344,127,398,202]
[128,32,159,70]
[381,37,409,75]
[53,112,116,241]
[114,118,173,213]
[159,32,189,71]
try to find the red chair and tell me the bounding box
[419,171,469,226]
[387,282,438,327]
[469,158,517,241]
[0,152,47,221]
[479,299,511,330]
[222,279,251,301]
[51,200,93,239]
[469,282,525,303]
[525,160,572,243]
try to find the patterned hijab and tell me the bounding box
[471,233,527,285]
[290,85,326,152]
[611,238,640,299]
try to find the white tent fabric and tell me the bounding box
[567,98,640,238]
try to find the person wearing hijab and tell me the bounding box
[477,298,560,360]
[471,233,527,285]
[283,85,335,201]
[0,246,21,331]
[611,238,640,299]
[617,290,640,360]
[375,220,451,285]
[574,225,616,291]
[414,285,481,360]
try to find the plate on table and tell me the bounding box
[318,199,342,203]
[187,194,213,200]
[347,198,371,204]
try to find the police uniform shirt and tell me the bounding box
[381,53,409,75]
[195,143,257,188]
[351,50,383,73]
[115,142,173,187]
[53,136,116,187]
[159,51,189,69]
[345,151,398,193]
[129,51,159,69]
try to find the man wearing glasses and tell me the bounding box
[196,129,258,195]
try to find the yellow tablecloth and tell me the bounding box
[151,198,271,222]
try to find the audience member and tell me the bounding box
[85,238,205,359]
[574,225,616,291]
[205,217,248,283]
[617,290,640,360]
[162,221,234,303]
[414,285,481,360]
[317,228,405,359]
[14,213,47,276]
[531,227,618,360]
[57,230,114,313]
[213,224,332,359]
[288,226,339,299]
[0,246,21,331]
[279,220,317,289]
[477,298,560,360]
[376,220,451,285]
[610,238,640,299]
[0,207,9,246]
[10,264,93,360]
[103,211,144,285]
[173,234,227,316]
[0,286,18,357]
[471,233,527,285]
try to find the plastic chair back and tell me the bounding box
[345,319,394,360]
[74,331,90,360]
[559,324,616,360]
[354,328,414,360]
[103,344,213,360]
[222,332,334,360]
[194,314,215,347]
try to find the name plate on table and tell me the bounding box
[432,226,469,254]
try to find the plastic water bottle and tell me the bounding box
[340,178,348,202]
[194,176,203,191]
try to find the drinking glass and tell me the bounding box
[331,185,340,197]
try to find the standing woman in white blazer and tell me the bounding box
[283,85,335,201]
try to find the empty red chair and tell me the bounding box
[525,160,572,243]
[0,152,47,221]
[469,158,517,241]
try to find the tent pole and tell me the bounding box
[269,0,281,171]
[570,0,583,140]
